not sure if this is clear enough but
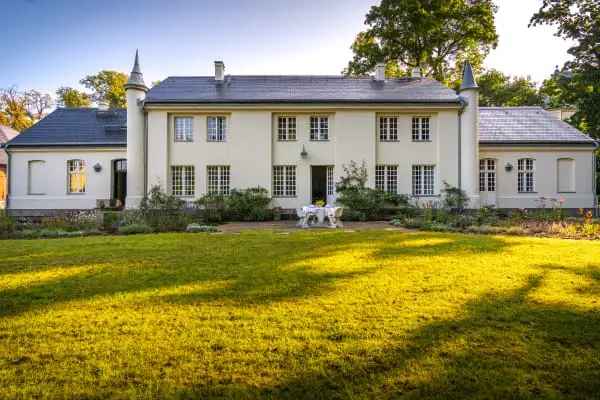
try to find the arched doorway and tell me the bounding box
[112,159,127,208]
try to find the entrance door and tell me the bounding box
[311,166,335,205]
[112,159,127,208]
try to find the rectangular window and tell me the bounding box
[174,116,193,142]
[171,166,195,196]
[326,166,334,196]
[517,158,535,193]
[207,166,230,195]
[28,160,46,195]
[479,159,496,192]
[67,159,86,194]
[277,116,297,141]
[412,117,430,141]
[375,165,398,194]
[273,165,296,197]
[379,116,398,141]
[412,165,435,196]
[557,158,575,192]
[207,116,226,141]
[310,116,329,141]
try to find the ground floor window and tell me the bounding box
[28,160,46,195]
[375,165,398,194]
[171,165,195,196]
[67,159,86,194]
[207,165,230,195]
[412,165,434,196]
[557,158,575,193]
[517,158,535,193]
[273,165,296,197]
[479,159,496,192]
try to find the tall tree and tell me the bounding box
[24,90,53,121]
[55,87,92,108]
[0,87,33,131]
[530,0,600,136]
[478,70,543,107]
[345,0,498,85]
[80,70,127,108]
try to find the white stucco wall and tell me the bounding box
[479,146,596,209]
[8,147,126,209]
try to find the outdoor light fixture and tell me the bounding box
[300,145,308,159]
[505,162,513,172]
[93,163,102,173]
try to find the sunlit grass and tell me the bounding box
[1,231,599,399]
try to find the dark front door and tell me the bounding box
[113,159,127,207]
[311,166,327,204]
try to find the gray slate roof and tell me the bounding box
[145,75,461,104]
[479,107,595,145]
[5,108,126,147]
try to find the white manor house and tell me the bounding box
[3,52,597,213]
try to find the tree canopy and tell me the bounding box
[345,0,498,86]
[55,87,91,108]
[478,70,543,107]
[80,70,127,109]
[0,87,53,132]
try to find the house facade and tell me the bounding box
[4,53,597,213]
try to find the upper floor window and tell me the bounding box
[479,159,496,192]
[412,165,434,196]
[207,165,230,195]
[207,116,226,141]
[28,160,46,195]
[517,158,535,193]
[412,117,430,141]
[375,165,398,194]
[310,116,329,141]
[379,116,398,141]
[273,165,296,197]
[174,117,193,142]
[171,165,195,197]
[278,116,297,141]
[67,159,86,194]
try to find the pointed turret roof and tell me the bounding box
[459,61,478,91]
[124,50,148,92]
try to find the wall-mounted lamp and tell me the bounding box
[93,163,102,173]
[505,162,513,172]
[300,145,308,159]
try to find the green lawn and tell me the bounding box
[1,230,599,399]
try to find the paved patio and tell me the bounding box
[217,220,408,233]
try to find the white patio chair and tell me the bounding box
[296,208,309,228]
[327,207,344,228]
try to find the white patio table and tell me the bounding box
[300,205,341,228]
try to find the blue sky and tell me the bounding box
[1,0,573,96]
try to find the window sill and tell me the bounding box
[310,140,330,142]
[28,193,46,196]
[517,191,538,194]
[174,140,194,143]
[412,140,432,143]
[273,196,297,199]
[379,140,400,143]
[206,140,226,143]
[558,191,576,194]
[412,194,439,198]
[277,139,298,142]
[67,192,86,195]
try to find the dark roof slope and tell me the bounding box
[5,108,126,147]
[479,107,595,145]
[145,75,461,104]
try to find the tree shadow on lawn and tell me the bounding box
[181,270,600,399]
[0,232,510,318]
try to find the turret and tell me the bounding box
[459,61,480,207]
[124,50,148,208]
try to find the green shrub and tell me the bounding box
[38,211,98,232]
[118,224,153,235]
[441,182,470,213]
[101,211,122,232]
[195,193,228,223]
[226,187,272,221]
[138,185,191,231]
[0,211,15,238]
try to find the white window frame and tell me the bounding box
[171,165,195,197]
[412,117,430,142]
[207,165,230,195]
[517,158,535,193]
[479,159,496,192]
[326,166,334,196]
[310,116,329,141]
[67,159,86,194]
[273,165,296,197]
[28,160,46,195]
[375,165,398,194]
[412,165,435,196]
[379,116,398,141]
[174,116,193,142]
[277,116,297,141]
[207,116,226,142]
